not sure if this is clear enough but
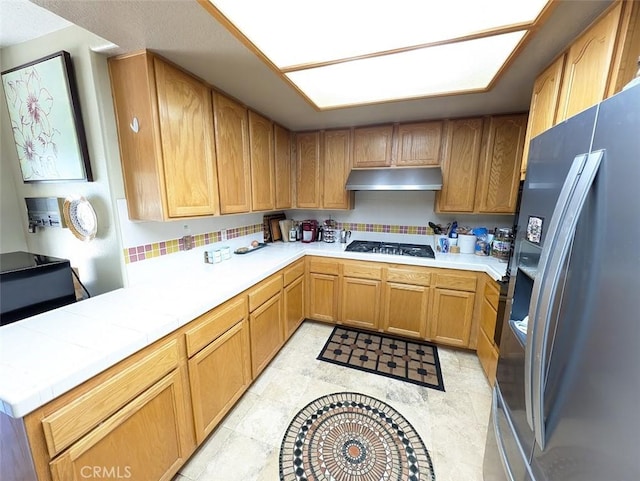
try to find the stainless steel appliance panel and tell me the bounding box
[529,84,640,481]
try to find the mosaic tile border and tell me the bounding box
[123,224,263,264]
[123,222,431,264]
[336,222,428,235]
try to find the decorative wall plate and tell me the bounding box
[63,196,97,241]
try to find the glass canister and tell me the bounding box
[492,228,513,262]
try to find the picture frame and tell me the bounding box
[1,51,93,182]
[526,215,544,244]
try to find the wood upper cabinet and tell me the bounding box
[435,118,484,213]
[352,125,394,167]
[213,93,252,214]
[323,129,354,209]
[393,121,443,166]
[556,2,623,123]
[475,114,527,214]
[521,55,566,177]
[248,110,275,211]
[108,51,218,221]
[296,131,322,208]
[274,124,292,209]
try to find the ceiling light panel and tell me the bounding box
[285,31,526,109]
[209,0,548,68]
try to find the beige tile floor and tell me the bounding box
[173,320,492,481]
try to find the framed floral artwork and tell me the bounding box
[1,51,93,182]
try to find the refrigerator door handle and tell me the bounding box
[524,153,589,431]
[531,150,604,451]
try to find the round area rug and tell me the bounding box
[279,392,435,481]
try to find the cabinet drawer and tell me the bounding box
[308,257,340,275]
[386,266,431,286]
[283,259,304,286]
[480,297,498,341]
[41,338,180,457]
[484,279,500,310]
[248,275,283,312]
[343,261,382,280]
[185,296,246,357]
[434,272,477,291]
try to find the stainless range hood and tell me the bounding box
[345,167,443,191]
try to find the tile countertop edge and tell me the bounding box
[0,243,506,418]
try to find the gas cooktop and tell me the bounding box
[345,240,435,259]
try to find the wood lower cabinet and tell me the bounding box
[249,293,284,378]
[477,277,500,386]
[475,114,527,214]
[308,273,339,323]
[430,288,476,348]
[274,124,292,209]
[49,368,192,481]
[436,118,484,213]
[214,92,251,214]
[108,51,218,221]
[248,110,275,211]
[188,320,251,443]
[341,277,381,330]
[284,276,305,339]
[383,282,430,339]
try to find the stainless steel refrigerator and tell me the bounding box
[483,83,640,481]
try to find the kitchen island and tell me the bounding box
[0,239,507,481]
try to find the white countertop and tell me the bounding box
[0,240,507,418]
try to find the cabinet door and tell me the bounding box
[341,277,381,330]
[155,59,218,217]
[323,129,353,209]
[521,55,565,177]
[188,320,251,443]
[274,124,292,209]
[213,93,251,214]
[475,114,527,214]
[556,2,622,122]
[308,273,338,322]
[49,368,193,481]
[382,282,430,339]
[430,288,475,347]
[436,118,483,213]
[296,131,322,208]
[477,327,499,386]
[248,111,275,211]
[284,275,305,339]
[352,125,393,167]
[249,293,284,378]
[393,121,443,166]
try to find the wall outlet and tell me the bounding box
[221,229,227,241]
[182,235,193,250]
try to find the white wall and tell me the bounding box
[0,26,124,295]
[289,190,514,232]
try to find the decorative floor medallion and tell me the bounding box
[280,392,435,481]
